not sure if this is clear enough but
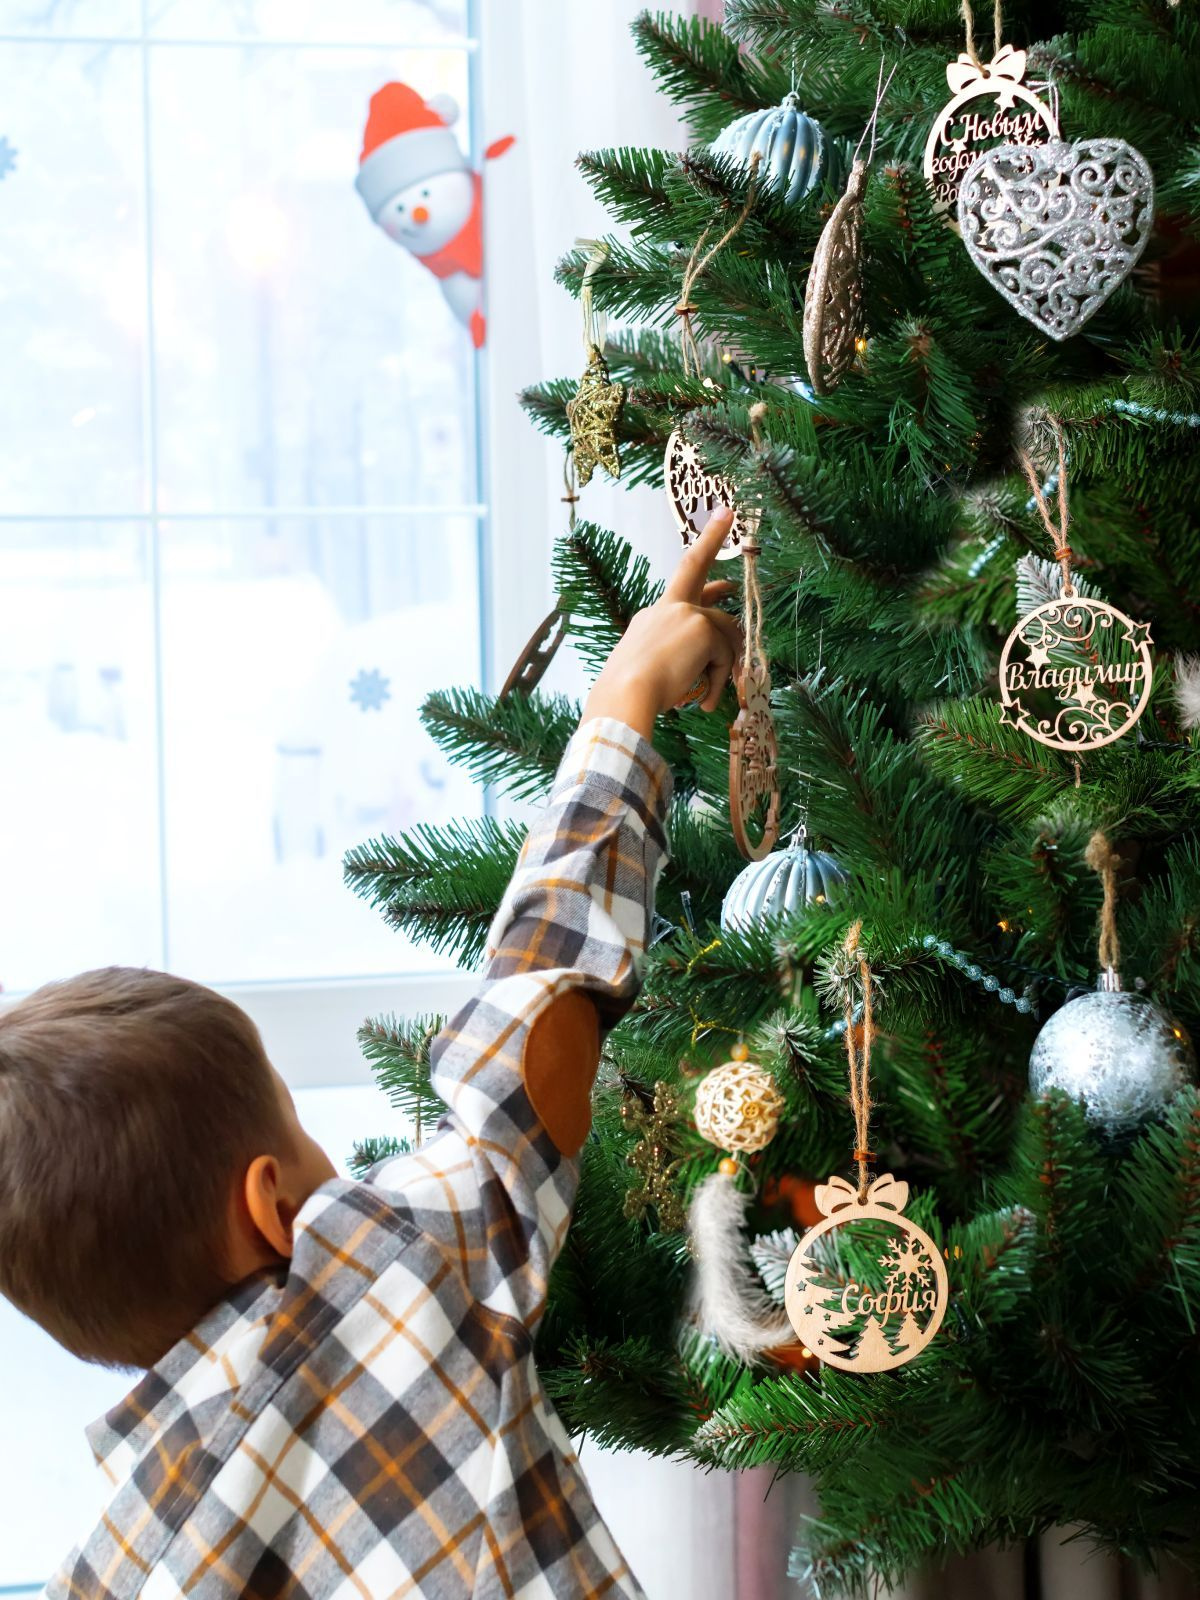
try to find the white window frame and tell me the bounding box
[0,0,559,1081]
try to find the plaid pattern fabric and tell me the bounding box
[46,718,671,1600]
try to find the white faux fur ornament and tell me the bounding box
[1175,655,1200,731]
[687,1172,792,1361]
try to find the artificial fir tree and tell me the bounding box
[344,3,1200,1592]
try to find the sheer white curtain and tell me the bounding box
[478,6,743,1598]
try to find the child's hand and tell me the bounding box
[582,509,743,740]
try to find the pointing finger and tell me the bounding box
[664,508,734,603]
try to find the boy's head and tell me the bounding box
[0,968,336,1370]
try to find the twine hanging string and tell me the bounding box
[576,238,609,358]
[1084,830,1122,979]
[960,0,1004,68]
[562,448,579,532]
[740,401,770,679]
[677,152,762,379]
[842,920,877,1201]
[1018,417,1073,597]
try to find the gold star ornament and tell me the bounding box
[566,343,625,486]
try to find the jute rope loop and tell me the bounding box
[1018,416,1073,597]
[676,152,762,380]
[1084,830,1122,975]
[961,0,1004,69]
[842,920,877,1201]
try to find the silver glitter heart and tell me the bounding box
[957,138,1155,340]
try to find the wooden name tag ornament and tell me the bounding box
[1000,417,1155,753]
[784,1173,948,1372]
[664,428,750,561]
[923,44,1058,221]
[999,595,1154,751]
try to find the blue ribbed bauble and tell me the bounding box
[721,838,847,932]
[709,92,840,207]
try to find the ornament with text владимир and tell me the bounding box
[922,45,1058,220]
[957,139,1155,340]
[784,1173,949,1372]
[999,595,1154,751]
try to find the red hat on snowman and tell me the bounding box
[355,83,466,220]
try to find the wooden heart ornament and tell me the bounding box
[957,139,1155,341]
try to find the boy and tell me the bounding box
[2,512,740,1599]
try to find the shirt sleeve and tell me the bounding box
[411,716,672,1327]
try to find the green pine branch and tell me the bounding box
[343,816,525,966]
[421,686,578,802]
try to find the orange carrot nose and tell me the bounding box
[412,204,430,225]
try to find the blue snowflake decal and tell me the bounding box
[349,667,391,712]
[0,139,17,181]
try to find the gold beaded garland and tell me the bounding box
[693,1048,785,1154]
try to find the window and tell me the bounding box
[0,0,485,998]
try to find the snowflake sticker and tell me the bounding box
[0,138,17,182]
[349,668,391,712]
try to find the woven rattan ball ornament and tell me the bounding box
[693,1043,785,1155]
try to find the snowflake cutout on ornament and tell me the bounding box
[0,138,17,181]
[349,668,391,712]
[879,1233,934,1293]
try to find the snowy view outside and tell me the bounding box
[0,0,482,993]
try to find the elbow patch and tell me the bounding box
[521,989,601,1157]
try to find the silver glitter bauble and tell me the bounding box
[1029,983,1196,1136]
[957,138,1155,341]
[721,837,847,933]
[710,93,840,208]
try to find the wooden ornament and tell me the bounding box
[922,44,1058,222]
[694,1054,785,1154]
[663,428,751,561]
[803,158,867,396]
[999,595,1154,751]
[784,1172,948,1372]
[729,656,780,861]
[499,607,567,699]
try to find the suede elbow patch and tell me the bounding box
[521,990,601,1157]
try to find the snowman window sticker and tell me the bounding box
[355,82,514,348]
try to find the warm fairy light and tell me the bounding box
[998,918,1011,932]
[855,336,869,353]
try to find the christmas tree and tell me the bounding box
[344,3,1200,1593]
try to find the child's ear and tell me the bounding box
[243,1155,295,1259]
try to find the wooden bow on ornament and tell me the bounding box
[813,1171,911,1217]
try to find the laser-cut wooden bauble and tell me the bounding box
[693,1056,785,1154]
[784,1173,948,1372]
[663,429,752,560]
[922,45,1058,221]
[998,594,1154,751]
[803,158,867,396]
[499,608,567,699]
[729,656,780,861]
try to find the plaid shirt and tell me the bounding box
[47,718,671,1600]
